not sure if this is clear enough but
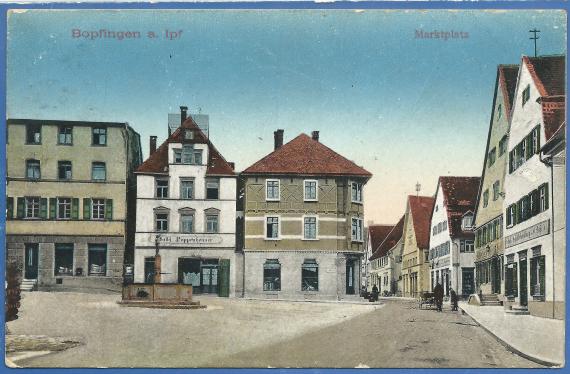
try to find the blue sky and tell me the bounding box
[6,9,566,223]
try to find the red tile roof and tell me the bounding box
[542,96,565,142]
[498,64,519,121]
[439,176,480,238]
[524,55,565,97]
[408,195,435,250]
[136,117,235,176]
[242,133,372,177]
[370,215,405,261]
[367,225,394,261]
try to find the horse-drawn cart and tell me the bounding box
[419,291,435,309]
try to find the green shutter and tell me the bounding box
[218,259,230,297]
[526,135,533,159]
[71,198,79,219]
[544,183,549,210]
[16,197,24,219]
[83,198,91,219]
[6,197,13,219]
[535,125,541,154]
[105,199,113,220]
[39,198,48,219]
[49,198,57,219]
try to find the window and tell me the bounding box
[266,216,279,239]
[156,179,169,198]
[539,183,549,212]
[531,125,541,156]
[303,216,317,240]
[483,190,489,208]
[206,178,220,199]
[443,220,447,231]
[26,159,41,179]
[174,145,202,165]
[206,213,219,233]
[180,179,194,199]
[26,124,41,144]
[499,135,508,156]
[505,261,518,297]
[497,103,502,119]
[304,180,318,201]
[351,182,363,203]
[506,204,515,227]
[58,126,72,145]
[522,84,530,106]
[263,259,281,291]
[492,181,500,201]
[184,129,194,140]
[88,244,107,276]
[530,254,545,299]
[180,213,194,233]
[92,199,106,220]
[54,244,73,276]
[25,197,40,218]
[266,179,280,201]
[462,214,473,230]
[58,161,72,180]
[92,162,106,181]
[302,259,319,291]
[464,240,474,252]
[57,198,72,219]
[351,217,363,242]
[488,147,496,167]
[92,127,107,145]
[155,213,169,232]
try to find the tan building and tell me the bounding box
[241,130,372,300]
[401,195,435,298]
[6,119,142,291]
[473,64,519,301]
[369,215,405,296]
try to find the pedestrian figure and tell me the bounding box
[450,288,458,311]
[371,284,379,302]
[433,283,444,312]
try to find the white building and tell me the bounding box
[369,215,405,296]
[133,107,238,297]
[366,224,395,292]
[503,55,565,319]
[428,176,480,298]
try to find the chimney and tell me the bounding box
[149,136,157,155]
[228,162,235,170]
[274,129,284,151]
[180,106,188,125]
[311,131,319,142]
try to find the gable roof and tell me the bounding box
[408,195,435,250]
[524,55,565,97]
[367,225,395,256]
[242,133,372,177]
[370,215,405,261]
[439,176,480,237]
[136,117,235,176]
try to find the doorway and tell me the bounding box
[144,257,155,283]
[461,267,475,296]
[519,258,528,306]
[492,257,501,294]
[346,260,355,295]
[24,244,39,279]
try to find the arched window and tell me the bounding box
[263,259,281,291]
[301,259,318,291]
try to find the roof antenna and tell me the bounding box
[529,28,540,58]
[415,181,421,198]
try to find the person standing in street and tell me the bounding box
[433,283,444,312]
[450,288,458,311]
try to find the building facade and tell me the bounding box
[133,108,237,297]
[503,55,565,319]
[6,119,142,291]
[365,224,394,292]
[428,176,480,298]
[401,195,434,298]
[241,130,372,300]
[369,215,405,296]
[473,64,519,300]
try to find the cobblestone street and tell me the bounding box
[7,292,540,368]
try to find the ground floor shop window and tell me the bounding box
[461,268,474,296]
[178,258,201,286]
[263,259,281,291]
[530,254,545,300]
[88,244,107,276]
[505,261,518,297]
[54,243,74,276]
[144,257,156,283]
[301,259,318,291]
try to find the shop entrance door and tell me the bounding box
[519,258,528,306]
[24,244,39,279]
[201,265,218,294]
[461,268,475,297]
[346,260,355,294]
[492,258,501,294]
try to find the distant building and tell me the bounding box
[241,130,372,300]
[369,215,405,296]
[503,55,565,319]
[473,64,519,301]
[401,195,435,298]
[133,107,237,296]
[168,108,209,138]
[365,224,395,292]
[6,119,142,291]
[428,176,480,298]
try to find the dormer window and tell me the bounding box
[184,129,194,140]
[173,145,203,165]
[462,213,474,231]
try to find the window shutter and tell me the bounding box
[105,199,113,220]
[71,198,79,219]
[16,197,24,218]
[539,256,545,296]
[513,263,518,297]
[525,135,532,159]
[6,197,13,219]
[508,151,514,173]
[39,198,48,219]
[49,198,57,219]
[83,198,91,219]
[530,259,537,295]
[544,183,549,210]
[535,125,541,154]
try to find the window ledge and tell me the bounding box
[266,199,280,202]
[304,199,318,202]
[302,238,319,241]
[264,238,281,241]
[351,200,363,205]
